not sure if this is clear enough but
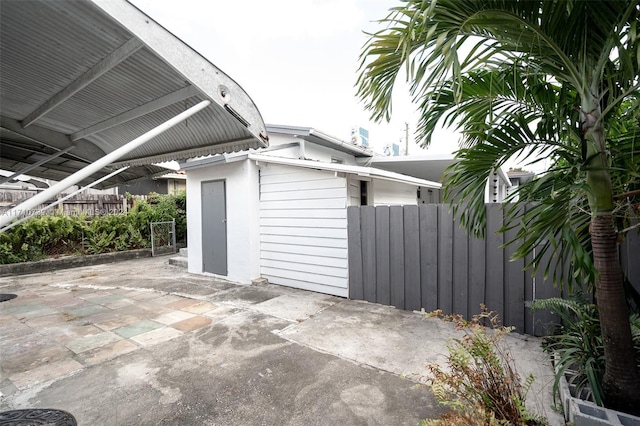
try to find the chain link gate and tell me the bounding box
[150,219,176,256]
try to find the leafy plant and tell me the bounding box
[356,0,640,412]
[531,297,640,407]
[423,309,546,426]
[0,215,85,263]
[0,192,187,263]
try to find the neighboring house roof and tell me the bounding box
[181,152,441,189]
[266,124,373,158]
[361,154,458,182]
[507,171,536,184]
[364,154,513,188]
[0,0,267,189]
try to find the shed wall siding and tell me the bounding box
[372,180,418,205]
[259,164,349,297]
[186,160,260,284]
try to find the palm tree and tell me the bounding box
[356,0,640,414]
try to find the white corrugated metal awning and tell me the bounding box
[0,0,268,188]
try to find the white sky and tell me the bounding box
[129,0,461,157]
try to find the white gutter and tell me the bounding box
[247,153,441,188]
[0,100,210,229]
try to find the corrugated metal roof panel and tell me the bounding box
[0,0,268,187]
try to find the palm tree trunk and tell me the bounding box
[591,214,640,414]
[583,99,640,414]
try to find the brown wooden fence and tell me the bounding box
[347,204,639,336]
[0,192,130,216]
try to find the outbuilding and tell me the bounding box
[181,125,441,297]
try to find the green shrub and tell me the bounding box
[422,309,546,426]
[0,191,187,263]
[531,297,640,407]
[0,215,85,263]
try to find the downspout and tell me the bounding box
[0,100,210,229]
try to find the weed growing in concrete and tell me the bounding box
[421,308,547,425]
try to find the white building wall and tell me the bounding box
[258,164,349,297]
[186,159,260,284]
[371,179,418,205]
[302,143,356,165]
[263,133,357,165]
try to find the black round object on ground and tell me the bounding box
[0,409,77,425]
[0,294,17,303]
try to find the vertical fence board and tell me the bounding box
[620,222,640,298]
[532,245,563,336]
[361,206,377,303]
[347,203,637,336]
[375,206,391,306]
[347,206,364,300]
[438,205,453,314]
[524,252,535,336]
[485,203,504,315]
[420,205,439,312]
[389,206,405,309]
[469,235,486,317]
[504,205,525,332]
[452,220,469,317]
[404,205,421,311]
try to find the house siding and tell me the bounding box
[372,180,418,205]
[259,164,349,297]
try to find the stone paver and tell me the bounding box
[9,358,83,390]
[154,310,196,325]
[67,304,109,318]
[65,332,121,354]
[95,315,141,331]
[170,316,212,332]
[130,327,183,347]
[165,298,201,310]
[79,340,139,366]
[114,320,163,338]
[182,301,218,314]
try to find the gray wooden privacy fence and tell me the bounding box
[0,192,129,216]
[347,204,640,336]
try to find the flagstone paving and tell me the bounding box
[0,256,563,425]
[0,269,222,399]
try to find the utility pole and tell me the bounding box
[404,122,409,155]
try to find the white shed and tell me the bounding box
[181,125,441,297]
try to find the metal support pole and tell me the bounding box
[0,145,75,185]
[171,218,176,253]
[0,166,129,233]
[0,100,210,228]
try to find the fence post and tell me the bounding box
[150,222,155,256]
[171,219,176,254]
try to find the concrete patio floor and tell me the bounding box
[0,256,563,425]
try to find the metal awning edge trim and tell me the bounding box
[112,138,257,167]
[92,0,269,149]
[247,154,442,188]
